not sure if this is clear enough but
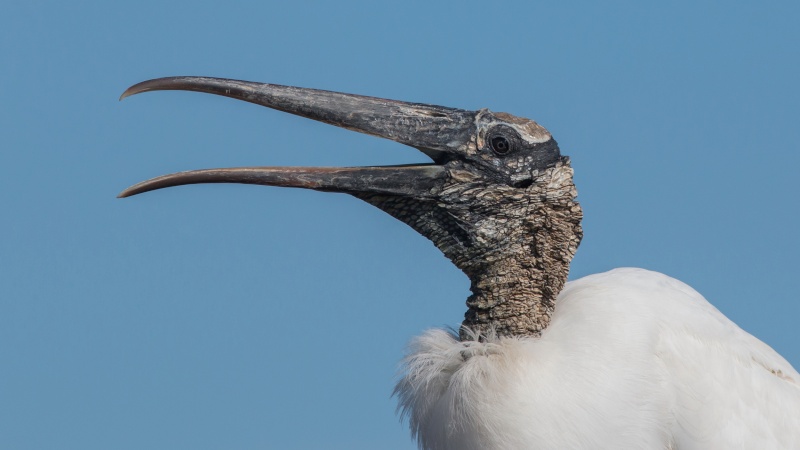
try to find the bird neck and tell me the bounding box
[356,160,582,341]
[458,163,583,340]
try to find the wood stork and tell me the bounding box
[120,77,800,449]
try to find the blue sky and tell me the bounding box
[2,1,799,449]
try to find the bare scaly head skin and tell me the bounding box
[358,110,582,338]
[119,77,582,339]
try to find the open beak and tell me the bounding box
[118,77,477,199]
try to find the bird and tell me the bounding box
[120,76,800,449]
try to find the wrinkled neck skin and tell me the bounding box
[362,159,582,341]
[451,161,582,339]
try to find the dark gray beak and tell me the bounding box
[118,77,477,198]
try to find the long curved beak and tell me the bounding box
[118,165,446,198]
[119,77,476,198]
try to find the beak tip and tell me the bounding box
[119,86,141,101]
[120,78,165,101]
[117,184,144,198]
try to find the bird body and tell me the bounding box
[398,268,800,449]
[120,77,800,449]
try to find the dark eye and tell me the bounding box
[490,136,511,155]
[486,125,520,156]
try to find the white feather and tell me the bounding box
[396,268,800,450]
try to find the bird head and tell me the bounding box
[120,77,582,336]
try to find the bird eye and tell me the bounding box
[490,136,511,155]
[486,126,519,156]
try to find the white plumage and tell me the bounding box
[397,268,800,449]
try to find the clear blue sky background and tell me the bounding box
[2,1,798,449]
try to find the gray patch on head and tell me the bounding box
[474,109,551,149]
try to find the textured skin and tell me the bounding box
[396,269,800,450]
[362,161,581,339]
